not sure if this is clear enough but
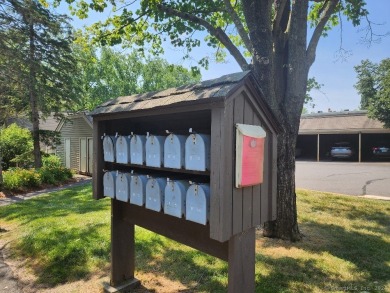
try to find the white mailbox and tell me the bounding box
[103,171,117,198]
[164,179,189,218]
[145,134,165,167]
[115,172,131,202]
[185,133,211,171]
[186,183,210,225]
[115,135,131,164]
[130,173,148,206]
[102,135,116,162]
[145,177,166,212]
[130,134,146,165]
[164,133,186,169]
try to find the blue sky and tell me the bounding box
[59,1,390,113]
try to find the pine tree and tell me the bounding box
[0,0,79,167]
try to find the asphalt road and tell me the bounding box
[295,161,390,198]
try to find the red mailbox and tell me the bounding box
[235,123,266,188]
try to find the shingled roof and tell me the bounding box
[91,71,251,116]
[299,111,389,134]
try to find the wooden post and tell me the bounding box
[358,132,362,163]
[108,200,140,291]
[317,134,320,162]
[93,120,105,199]
[228,227,256,293]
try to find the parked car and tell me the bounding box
[330,142,354,160]
[372,145,390,159]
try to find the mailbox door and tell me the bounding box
[115,136,130,164]
[103,136,115,162]
[145,177,166,212]
[185,134,210,171]
[145,135,165,167]
[235,124,266,188]
[103,171,117,198]
[130,174,147,206]
[164,180,189,218]
[130,135,146,165]
[186,183,210,225]
[164,134,186,169]
[115,173,130,202]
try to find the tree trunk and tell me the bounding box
[29,21,42,168]
[263,131,302,241]
[0,153,3,190]
[251,0,309,241]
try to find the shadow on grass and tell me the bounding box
[255,254,329,292]
[302,221,390,282]
[135,241,228,292]
[15,222,111,286]
[0,184,108,224]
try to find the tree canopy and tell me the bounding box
[59,0,376,241]
[355,58,390,128]
[72,44,201,110]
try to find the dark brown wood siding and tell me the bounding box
[209,89,277,242]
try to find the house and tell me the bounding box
[297,110,390,162]
[55,112,93,175]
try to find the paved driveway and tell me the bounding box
[295,161,390,198]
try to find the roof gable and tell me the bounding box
[90,71,251,116]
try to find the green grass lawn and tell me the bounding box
[0,184,389,292]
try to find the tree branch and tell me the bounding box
[156,3,250,71]
[222,0,253,53]
[273,0,288,33]
[306,0,339,67]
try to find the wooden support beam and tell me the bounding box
[228,227,256,293]
[317,134,320,162]
[358,132,362,163]
[110,200,140,289]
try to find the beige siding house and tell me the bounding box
[56,112,93,175]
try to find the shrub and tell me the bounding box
[39,165,73,185]
[0,124,33,170]
[2,165,73,191]
[38,167,57,185]
[3,168,41,190]
[42,155,62,168]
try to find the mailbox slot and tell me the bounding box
[186,183,210,225]
[103,135,116,162]
[130,134,146,165]
[164,134,186,169]
[145,177,166,212]
[103,171,117,198]
[185,134,210,171]
[164,179,189,218]
[145,135,165,167]
[115,135,131,164]
[115,172,131,202]
[130,174,148,206]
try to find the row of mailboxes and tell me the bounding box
[103,171,210,225]
[102,131,211,171]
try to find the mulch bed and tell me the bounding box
[0,177,81,199]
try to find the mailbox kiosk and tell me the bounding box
[91,71,280,292]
